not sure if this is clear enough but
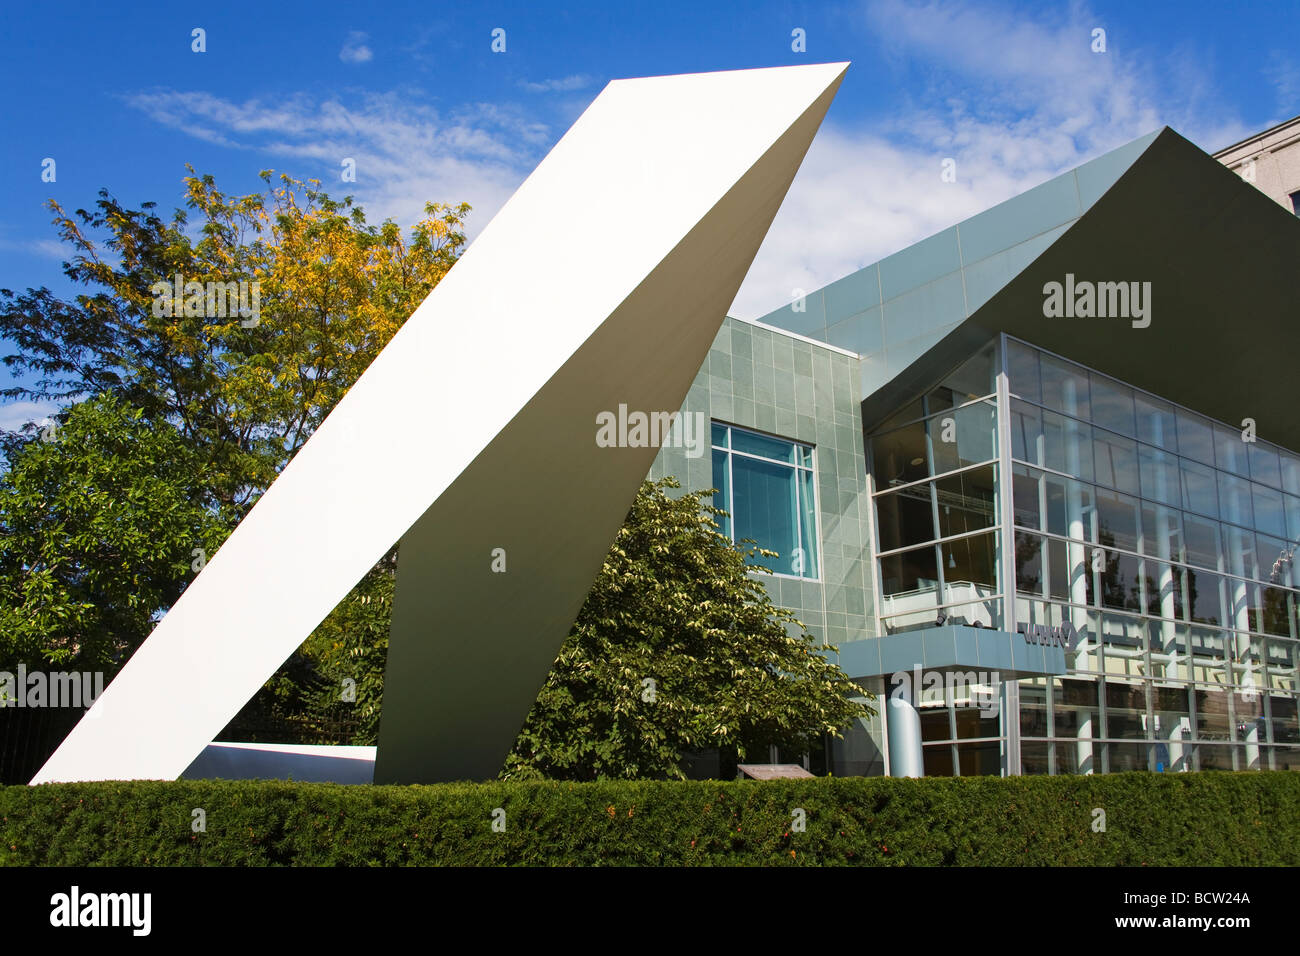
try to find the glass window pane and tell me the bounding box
[930,401,996,474]
[712,447,732,539]
[1181,459,1219,518]
[1183,514,1221,571]
[731,453,798,564]
[1217,473,1254,529]
[942,531,999,592]
[875,397,925,433]
[1221,523,1258,582]
[1176,410,1216,466]
[1249,442,1282,490]
[732,429,795,463]
[871,419,928,487]
[711,422,728,448]
[1042,408,1093,481]
[1012,464,1042,530]
[1135,393,1178,452]
[798,469,819,579]
[935,343,995,404]
[1093,430,1140,495]
[1286,494,1300,542]
[1044,473,1093,540]
[1089,374,1136,438]
[1252,483,1287,539]
[1214,425,1250,477]
[1144,560,1183,619]
[936,465,997,537]
[1015,531,1043,595]
[1138,445,1181,506]
[880,544,939,597]
[1280,450,1300,497]
[1010,399,1042,465]
[1258,584,1292,637]
[1039,352,1090,420]
[1096,487,1140,553]
[1186,570,1226,627]
[1097,551,1142,611]
[1140,502,1183,562]
[1006,338,1041,405]
[876,483,935,553]
[1256,534,1292,588]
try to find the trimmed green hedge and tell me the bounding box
[3,772,1297,866]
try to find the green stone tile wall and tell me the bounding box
[647,317,876,648]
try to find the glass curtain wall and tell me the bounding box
[870,343,1002,635]
[868,343,1006,776]
[1007,336,1300,773]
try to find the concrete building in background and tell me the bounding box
[1214,114,1300,214]
[653,122,1300,779]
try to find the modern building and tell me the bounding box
[650,122,1300,778]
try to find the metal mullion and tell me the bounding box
[872,458,999,498]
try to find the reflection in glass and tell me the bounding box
[1181,458,1219,518]
[1093,430,1140,495]
[1089,374,1136,438]
[871,419,927,487]
[1012,464,1042,530]
[1252,483,1287,539]
[1039,352,1091,421]
[1138,445,1181,506]
[1006,338,1041,405]
[1135,393,1178,452]
[935,465,997,537]
[1217,473,1254,529]
[1176,410,1216,466]
[1213,424,1250,477]
[1250,442,1282,490]
[876,483,934,553]
[930,402,996,475]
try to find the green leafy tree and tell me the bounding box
[503,477,873,781]
[0,173,467,713]
[0,394,227,672]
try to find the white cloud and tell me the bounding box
[518,75,593,93]
[123,89,551,237]
[340,31,373,65]
[0,237,66,259]
[0,400,58,433]
[728,0,1254,319]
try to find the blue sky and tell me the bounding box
[1,0,1296,429]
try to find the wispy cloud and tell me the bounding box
[0,400,58,433]
[0,237,66,260]
[518,74,593,93]
[1264,51,1300,118]
[339,31,373,65]
[123,89,554,236]
[729,0,1253,319]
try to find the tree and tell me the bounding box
[1,170,469,520]
[0,394,228,671]
[503,477,873,781]
[0,172,468,694]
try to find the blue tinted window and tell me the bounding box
[712,423,819,579]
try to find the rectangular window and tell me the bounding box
[711,423,819,579]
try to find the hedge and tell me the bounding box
[2,771,1297,866]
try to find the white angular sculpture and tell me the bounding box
[33,62,849,785]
